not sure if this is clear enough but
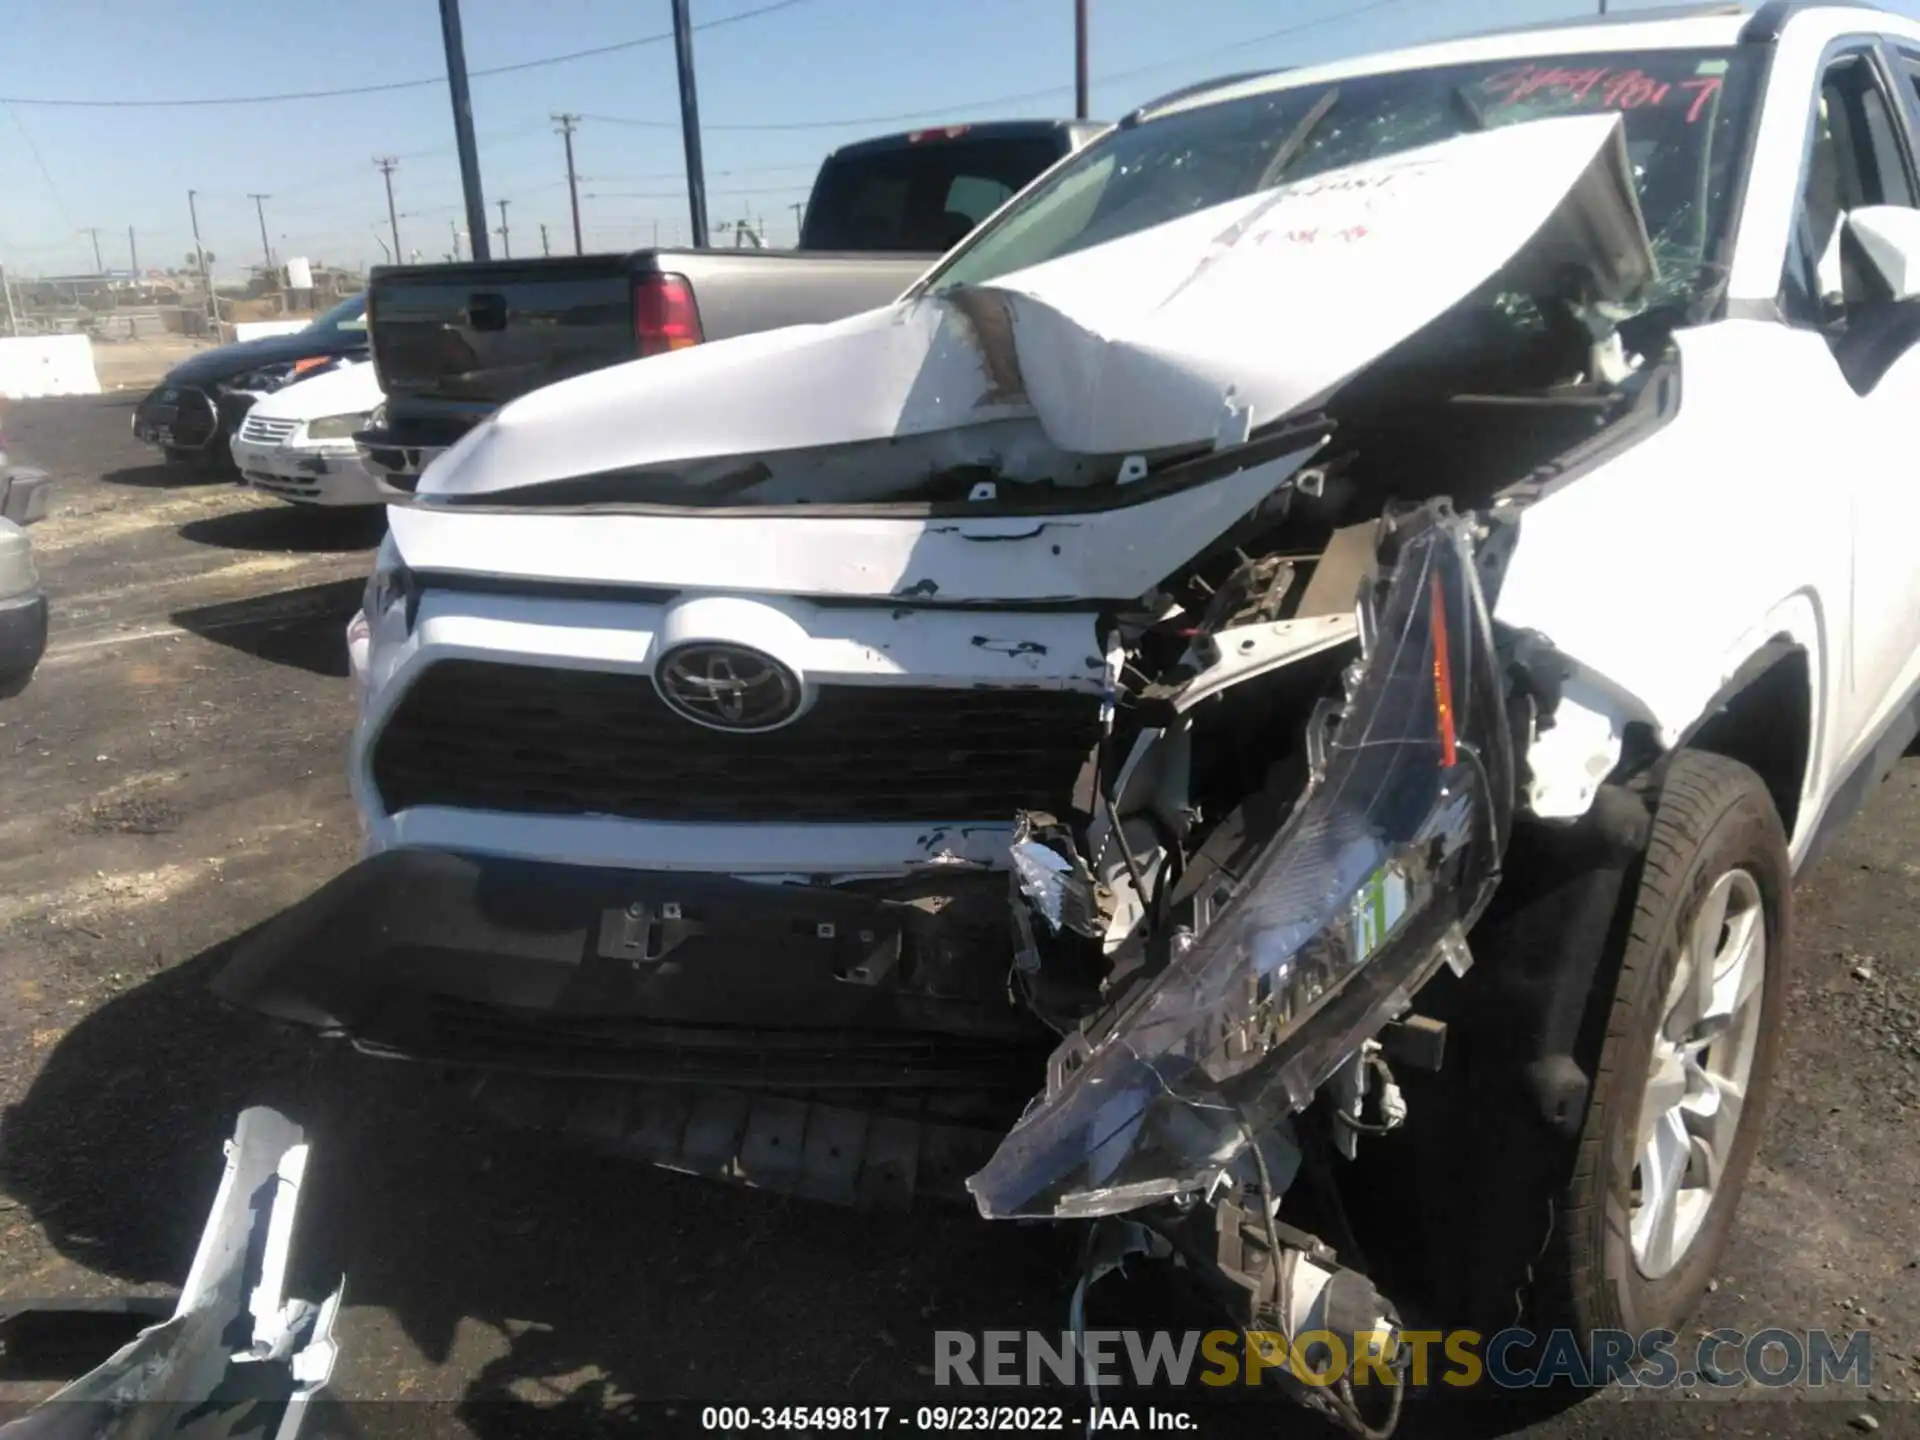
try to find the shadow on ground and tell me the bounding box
[171,578,364,677]
[0,915,1599,1440]
[0,926,1085,1437]
[179,505,387,555]
[97,461,233,490]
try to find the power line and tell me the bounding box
[0,0,814,109]
[585,0,1417,134]
[6,104,77,230]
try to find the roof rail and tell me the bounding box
[1125,69,1289,126]
[1741,0,1884,43]
[1449,3,1745,44]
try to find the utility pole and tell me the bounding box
[553,112,584,255]
[1074,0,1090,120]
[81,228,104,273]
[375,157,402,264]
[788,200,805,242]
[2,266,19,336]
[540,222,551,256]
[248,194,274,274]
[496,198,512,259]
[449,218,463,261]
[187,189,213,322]
[670,0,711,248]
[439,0,491,260]
[127,225,139,276]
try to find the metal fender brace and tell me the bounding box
[971,501,1516,1436]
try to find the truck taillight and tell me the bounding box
[634,273,702,357]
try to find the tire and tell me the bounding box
[1536,749,1791,1340]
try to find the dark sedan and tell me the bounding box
[131,293,368,467]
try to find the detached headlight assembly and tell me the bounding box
[967,504,1516,1221]
[306,411,371,442]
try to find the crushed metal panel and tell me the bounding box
[737,1097,812,1190]
[0,1107,341,1440]
[968,504,1516,1220]
[465,1077,1000,1211]
[416,113,1651,502]
[795,1105,871,1205]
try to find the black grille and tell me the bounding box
[135,385,219,450]
[371,659,1100,823]
[383,996,1046,1091]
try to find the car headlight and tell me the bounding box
[221,362,294,394]
[361,538,417,631]
[307,411,371,442]
[966,504,1515,1221]
[365,402,387,433]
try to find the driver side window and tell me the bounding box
[1784,50,1919,323]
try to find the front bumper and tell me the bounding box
[232,435,387,506]
[216,847,1049,1087]
[215,848,1044,1204]
[0,1108,340,1439]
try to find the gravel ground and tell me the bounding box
[1,396,1916,1440]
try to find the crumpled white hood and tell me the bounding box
[420,113,1652,500]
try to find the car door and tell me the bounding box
[1780,42,1920,741]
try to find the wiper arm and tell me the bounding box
[1452,84,1491,131]
[1256,86,1340,189]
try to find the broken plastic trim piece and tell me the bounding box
[1010,813,1107,939]
[967,502,1514,1220]
[0,1108,342,1440]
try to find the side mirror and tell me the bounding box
[1842,205,1920,303]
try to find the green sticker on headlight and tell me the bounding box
[1352,861,1411,962]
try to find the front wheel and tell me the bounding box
[1539,750,1791,1338]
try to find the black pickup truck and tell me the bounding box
[359,119,1106,479]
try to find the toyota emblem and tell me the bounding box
[654,642,803,732]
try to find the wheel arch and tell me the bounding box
[1662,636,1815,846]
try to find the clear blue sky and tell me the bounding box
[0,0,1843,276]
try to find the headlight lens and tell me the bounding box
[307,411,371,442]
[222,362,295,393]
[966,504,1515,1221]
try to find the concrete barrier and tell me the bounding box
[232,320,309,343]
[0,335,102,398]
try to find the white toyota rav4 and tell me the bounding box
[225,3,1920,1425]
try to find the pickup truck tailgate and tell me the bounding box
[370,251,930,415]
[371,257,634,409]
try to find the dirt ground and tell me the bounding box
[1,396,1917,1440]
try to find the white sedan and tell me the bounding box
[229,361,387,507]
